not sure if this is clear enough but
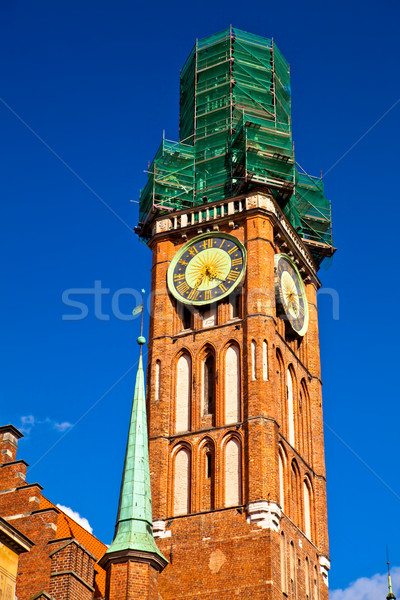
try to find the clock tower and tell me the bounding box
[136,27,334,600]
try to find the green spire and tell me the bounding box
[105,336,167,565]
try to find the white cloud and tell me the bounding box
[20,415,35,434]
[330,567,400,600]
[56,504,93,534]
[18,415,73,435]
[53,421,73,432]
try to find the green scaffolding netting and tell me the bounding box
[139,27,333,264]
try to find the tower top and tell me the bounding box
[100,339,167,571]
[137,27,334,267]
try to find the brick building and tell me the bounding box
[1,27,335,600]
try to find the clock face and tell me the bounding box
[167,232,247,306]
[275,253,309,336]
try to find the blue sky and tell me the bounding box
[1,0,399,595]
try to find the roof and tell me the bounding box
[40,496,107,597]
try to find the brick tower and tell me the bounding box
[136,27,335,600]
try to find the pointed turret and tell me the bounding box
[99,335,167,599]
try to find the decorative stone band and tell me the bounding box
[153,520,172,539]
[319,555,330,586]
[151,192,318,280]
[98,547,168,573]
[246,501,282,532]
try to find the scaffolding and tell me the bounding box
[139,27,334,265]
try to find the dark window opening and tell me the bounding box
[203,355,215,415]
[206,452,212,478]
[182,305,192,330]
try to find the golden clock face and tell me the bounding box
[275,253,309,336]
[167,233,247,306]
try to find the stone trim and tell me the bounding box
[99,548,168,572]
[246,501,282,531]
[0,515,34,554]
[153,520,171,539]
[319,555,330,586]
[48,537,98,561]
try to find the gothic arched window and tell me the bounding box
[225,345,240,424]
[173,447,191,516]
[224,437,242,506]
[176,353,191,433]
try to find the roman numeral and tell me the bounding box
[174,273,185,281]
[219,283,227,293]
[187,289,200,301]
[188,246,198,257]
[232,258,242,266]
[179,259,188,266]
[177,282,190,294]
[201,239,213,250]
[227,245,237,255]
[204,290,212,301]
[226,270,240,282]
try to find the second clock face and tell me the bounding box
[167,232,247,306]
[275,253,309,336]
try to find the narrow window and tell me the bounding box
[290,541,296,599]
[287,369,295,446]
[225,438,242,506]
[201,444,215,511]
[251,340,257,380]
[230,292,241,319]
[173,448,191,516]
[225,345,240,423]
[279,452,285,511]
[304,479,312,540]
[305,557,310,598]
[291,461,299,526]
[314,565,319,600]
[203,355,215,416]
[176,354,191,433]
[280,532,287,593]
[155,360,161,401]
[206,452,212,478]
[181,304,191,330]
[262,340,268,380]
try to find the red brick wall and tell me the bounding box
[147,195,330,600]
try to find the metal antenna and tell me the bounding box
[387,547,396,600]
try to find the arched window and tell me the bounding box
[287,368,295,446]
[200,441,215,511]
[301,379,311,462]
[202,354,215,416]
[262,340,268,380]
[280,532,287,593]
[290,541,296,598]
[276,349,285,425]
[304,478,312,540]
[155,359,161,401]
[176,354,191,433]
[224,437,242,506]
[173,447,191,516]
[279,449,285,511]
[225,345,240,423]
[305,557,310,598]
[251,340,257,380]
[290,460,300,526]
